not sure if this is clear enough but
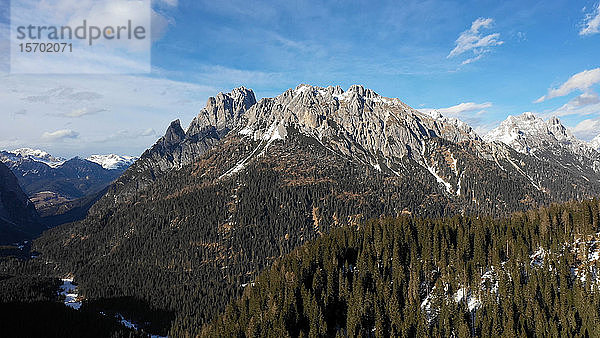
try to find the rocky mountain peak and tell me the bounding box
[591,135,600,151]
[547,116,572,141]
[239,84,481,172]
[163,119,186,148]
[2,148,66,168]
[485,112,595,157]
[188,87,257,136]
[86,154,137,170]
[134,88,258,175]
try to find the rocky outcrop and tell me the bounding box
[97,84,600,212]
[137,87,257,174]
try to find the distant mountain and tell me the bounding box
[0,150,135,200]
[591,134,600,151]
[484,112,596,156]
[86,154,137,170]
[2,148,66,168]
[0,149,136,222]
[33,85,600,335]
[484,112,600,176]
[0,161,43,244]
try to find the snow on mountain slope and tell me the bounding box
[484,112,594,156]
[86,154,137,170]
[591,135,600,151]
[2,148,65,168]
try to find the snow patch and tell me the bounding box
[86,154,137,170]
[427,164,452,194]
[454,287,480,312]
[3,148,65,168]
[221,122,287,179]
[530,247,545,267]
[59,278,82,310]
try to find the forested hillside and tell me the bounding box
[0,274,140,337]
[26,129,600,335]
[200,199,600,337]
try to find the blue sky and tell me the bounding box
[1,0,600,157]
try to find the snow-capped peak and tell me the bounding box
[484,113,586,155]
[590,135,600,151]
[86,154,137,170]
[4,148,66,168]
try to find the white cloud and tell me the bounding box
[545,92,600,120]
[571,91,600,107]
[535,68,600,102]
[421,102,492,134]
[41,129,79,141]
[62,108,108,118]
[571,118,600,140]
[186,65,283,88]
[436,102,493,115]
[94,128,157,143]
[448,18,504,64]
[0,74,217,157]
[9,0,178,74]
[154,0,177,7]
[141,128,156,136]
[580,3,600,36]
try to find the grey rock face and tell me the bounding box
[188,86,257,136]
[240,84,479,171]
[137,87,257,174]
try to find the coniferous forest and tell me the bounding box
[200,199,600,337]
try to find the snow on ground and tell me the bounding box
[427,164,453,194]
[222,122,287,179]
[530,247,545,268]
[453,287,480,312]
[420,286,438,324]
[59,278,82,310]
[116,314,137,330]
[3,148,65,167]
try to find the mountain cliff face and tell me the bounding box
[240,84,480,172]
[138,86,257,174]
[0,161,43,244]
[32,84,600,334]
[99,85,600,214]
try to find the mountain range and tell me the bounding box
[23,84,600,335]
[0,149,136,217]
